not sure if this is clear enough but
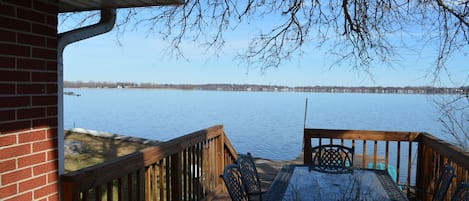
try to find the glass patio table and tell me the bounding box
[265,165,408,201]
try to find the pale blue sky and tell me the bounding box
[60,10,468,87]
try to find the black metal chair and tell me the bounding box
[309,144,354,174]
[222,164,249,201]
[237,153,265,201]
[432,164,455,201]
[451,182,469,201]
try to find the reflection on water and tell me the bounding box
[65,88,447,161]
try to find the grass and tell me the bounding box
[64,130,156,173]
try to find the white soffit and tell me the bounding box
[59,0,184,13]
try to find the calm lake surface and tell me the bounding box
[64,88,449,161]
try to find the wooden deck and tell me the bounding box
[60,125,469,201]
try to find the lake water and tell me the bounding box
[64,88,449,161]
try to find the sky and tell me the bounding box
[60,8,468,88]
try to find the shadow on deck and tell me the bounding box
[211,157,303,201]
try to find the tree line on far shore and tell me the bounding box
[64,81,468,95]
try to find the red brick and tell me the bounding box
[17,58,46,70]
[1,167,32,184]
[0,184,17,199]
[17,107,46,119]
[46,106,57,116]
[0,144,31,160]
[0,109,16,121]
[47,193,59,201]
[0,96,30,107]
[19,175,46,192]
[32,72,56,82]
[0,4,16,16]
[0,120,31,134]
[17,8,45,23]
[0,29,16,42]
[46,15,57,27]
[17,84,46,94]
[34,183,58,200]
[32,139,55,152]
[0,84,15,95]
[32,48,56,60]
[33,161,57,176]
[18,152,46,168]
[18,130,46,143]
[46,150,57,161]
[0,16,31,32]
[0,56,16,68]
[32,96,56,106]
[47,171,58,183]
[32,118,57,129]
[4,0,33,8]
[46,37,57,49]
[0,134,16,146]
[18,33,46,47]
[46,84,57,93]
[0,70,30,82]
[46,61,57,71]
[0,159,17,172]
[0,43,31,57]
[32,24,55,36]
[46,128,57,139]
[33,1,57,13]
[5,192,32,201]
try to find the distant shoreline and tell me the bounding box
[64,81,468,95]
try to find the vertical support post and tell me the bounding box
[171,151,181,201]
[304,130,312,164]
[61,179,81,201]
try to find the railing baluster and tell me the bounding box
[107,181,113,201]
[373,140,378,169]
[94,186,102,201]
[197,143,202,199]
[397,141,401,185]
[128,173,133,201]
[145,167,150,201]
[407,141,412,196]
[159,162,164,201]
[166,157,171,201]
[82,191,88,201]
[137,169,142,201]
[363,140,367,168]
[189,147,195,200]
[155,165,159,201]
[385,141,389,170]
[117,177,123,201]
[182,148,187,201]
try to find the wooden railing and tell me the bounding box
[61,125,238,201]
[416,133,469,201]
[304,128,469,201]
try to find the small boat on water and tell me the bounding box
[64,91,81,96]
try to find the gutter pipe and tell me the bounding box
[57,9,117,176]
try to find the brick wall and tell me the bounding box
[0,0,59,201]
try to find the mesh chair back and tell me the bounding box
[222,164,249,201]
[310,145,354,174]
[451,182,469,201]
[433,164,455,201]
[237,153,262,201]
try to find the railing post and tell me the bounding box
[61,177,81,201]
[171,151,181,200]
[304,129,312,164]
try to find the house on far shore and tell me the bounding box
[0,1,182,200]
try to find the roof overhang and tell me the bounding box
[58,0,184,13]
